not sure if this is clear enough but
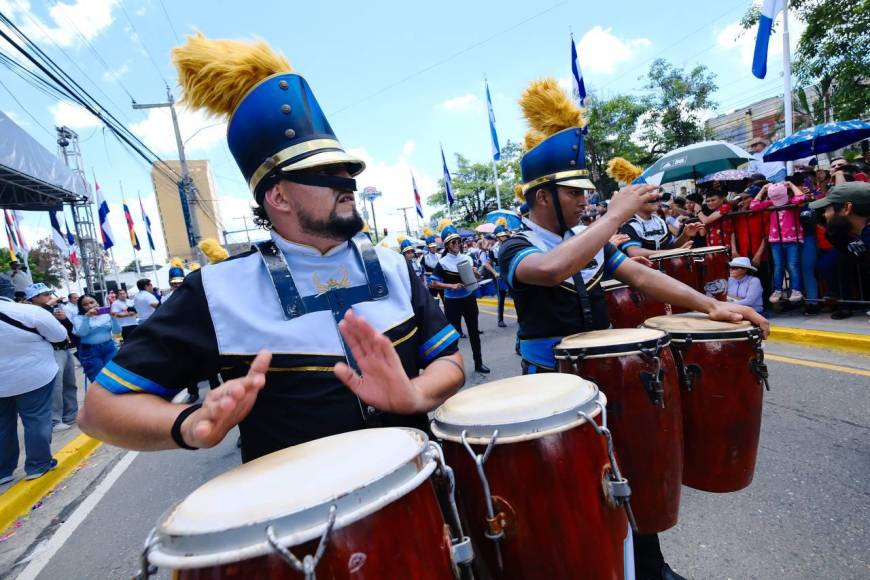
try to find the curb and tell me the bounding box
[476,298,870,354]
[0,434,102,533]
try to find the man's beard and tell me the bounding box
[825,214,853,244]
[297,203,364,241]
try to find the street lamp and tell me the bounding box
[362,186,382,242]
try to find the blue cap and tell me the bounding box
[24,282,53,300]
[494,225,509,236]
[228,74,365,201]
[520,128,595,195]
[168,267,185,284]
[399,239,415,253]
[425,235,438,247]
[441,224,460,245]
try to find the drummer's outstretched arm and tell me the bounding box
[79,351,271,451]
[614,259,770,336]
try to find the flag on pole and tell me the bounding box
[570,33,588,135]
[485,80,501,161]
[4,209,21,259]
[123,197,141,251]
[752,0,785,79]
[65,218,79,267]
[139,194,156,251]
[12,210,28,252]
[440,145,455,207]
[49,210,70,255]
[411,172,424,218]
[94,178,115,250]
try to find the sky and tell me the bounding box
[0,0,805,270]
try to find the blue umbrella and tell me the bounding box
[763,120,870,162]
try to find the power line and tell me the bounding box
[119,2,170,88]
[332,0,570,115]
[157,0,181,45]
[0,76,53,136]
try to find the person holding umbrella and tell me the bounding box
[748,137,786,183]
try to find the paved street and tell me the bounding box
[2,309,868,579]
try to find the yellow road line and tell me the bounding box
[0,434,102,533]
[479,308,517,319]
[764,354,870,377]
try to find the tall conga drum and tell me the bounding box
[691,246,730,301]
[143,428,469,579]
[643,314,769,492]
[601,279,669,328]
[554,329,683,533]
[432,374,633,580]
[648,248,696,313]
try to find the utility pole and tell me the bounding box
[397,206,413,235]
[133,88,202,257]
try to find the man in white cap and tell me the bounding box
[726,257,764,313]
[747,137,786,183]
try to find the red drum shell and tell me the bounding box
[672,337,763,492]
[691,247,729,302]
[175,481,455,579]
[556,348,683,533]
[443,420,630,580]
[649,251,698,314]
[602,282,669,328]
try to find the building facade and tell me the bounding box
[150,160,222,263]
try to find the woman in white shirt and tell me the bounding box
[110,288,138,341]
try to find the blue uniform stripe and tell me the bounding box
[605,250,628,277]
[96,361,177,398]
[419,324,460,363]
[619,241,642,251]
[507,247,542,287]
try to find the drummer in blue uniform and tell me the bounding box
[427,222,490,374]
[498,78,769,580]
[491,221,511,327]
[78,33,464,463]
[398,237,425,281]
[420,228,442,301]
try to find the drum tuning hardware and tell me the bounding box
[639,345,666,407]
[266,504,337,580]
[578,402,639,532]
[671,344,701,392]
[428,442,474,567]
[749,330,771,391]
[460,429,506,569]
[134,528,160,580]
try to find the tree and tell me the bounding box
[584,94,649,195]
[639,59,718,160]
[28,238,68,288]
[741,0,870,121]
[426,140,523,226]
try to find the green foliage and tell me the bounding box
[426,140,523,226]
[639,59,718,160]
[0,242,61,287]
[583,94,649,196]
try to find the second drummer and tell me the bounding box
[618,195,705,257]
[500,78,769,580]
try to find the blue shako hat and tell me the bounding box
[168,266,185,284]
[399,239,415,254]
[493,225,508,237]
[520,127,595,195]
[440,224,460,245]
[425,235,438,247]
[172,34,364,203]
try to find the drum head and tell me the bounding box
[643,313,755,341]
[555,328,668,358]
[150,428,434,568]
[431,374,602,444]
[601,279,627,290]
[691,245,728,255]
[650,248,692,259]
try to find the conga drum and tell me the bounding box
[432,374,633,580]
[642,314,769,493]
[691,246,730,301]
[143,428,470,579]
[554,329,683,534]
[648,248,696,313]
[601,279,669,328]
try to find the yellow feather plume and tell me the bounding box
[198,238,230,264]
[606,157,644,184]
[422,227,434,238]
[519,78,587,141]
[495,217,507,227]
[523,130,545,152]
[169,257,184,269]
[514,184,524,203]
[396,234,407,244]
[171,32,293,118]
[437,218,453,231]
[188,262,202,272]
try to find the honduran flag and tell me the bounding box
[440,145,455,207]
[752,0,785,79]
[571,33,588,135]
[411,171,424,219]
[485,80,500,162]
[123,198,140,251]
[65,218,79,267]
[94,179,114,250]
[49,210,69,255]
[139,194,156,250]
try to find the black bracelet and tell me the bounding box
[171,403,202,450]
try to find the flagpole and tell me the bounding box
[491,158,502,210]
[108,247,122,288]
[120,182,141,277]
[782,0,794,177]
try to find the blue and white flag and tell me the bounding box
[94,178,114,250]
[570,33,588,134]
[49,209,69,255]
[752,0,785,79]
[485,80,500,161]
[440,145,455,207]
[139,193,156,250]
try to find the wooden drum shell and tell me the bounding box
[602,283,669,329]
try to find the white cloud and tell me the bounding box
[129,107,227,155]
[0,0,119,48]
[3,110,27,127]
[438,93,483,113]
[348,146,440,235]
[576,26,651,75]
[102,62,128,82]
[50,100,102,128]
[715,9,806,65]
[401,140,416,159]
